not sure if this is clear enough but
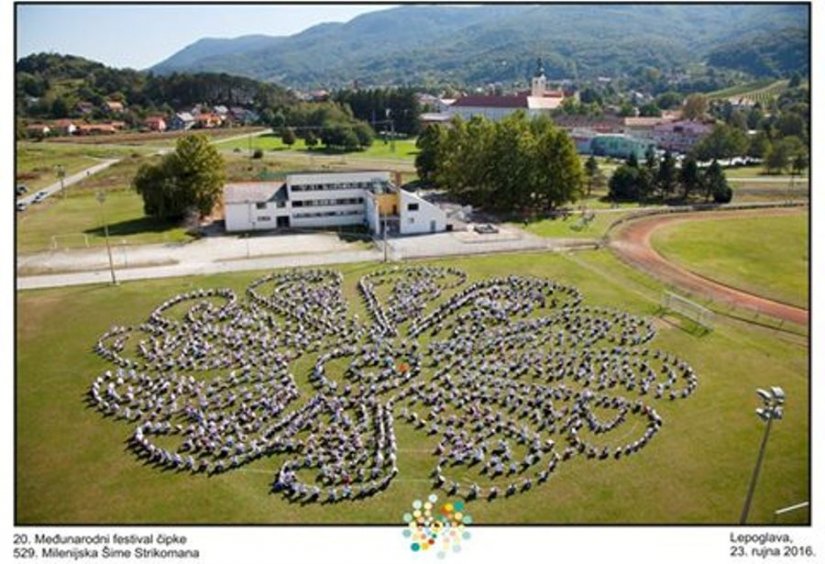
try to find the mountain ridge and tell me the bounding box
[148,4,807,88]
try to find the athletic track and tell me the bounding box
[608,208,808,327]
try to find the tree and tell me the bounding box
[656,151,677,200]
[682,94,708,121]
[51,95,73,119]
[678,156,701,200]
[691,124,749,162]
[415,124,445,185]
[788,72,802,88]
[747,131,771,159]
[703,160,730,202]
[133,133,226,219]
[608,164,640,201]
[764,136,805,174]
[304,130,318,148]
[619,102,636,117]
[655,91,683,110]
[638,102,662,117]
[584,155,600,197]
[579,87,603,106]
[352,122,374,148]
[281,127,296,147]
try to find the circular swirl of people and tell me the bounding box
[89,266,698,506]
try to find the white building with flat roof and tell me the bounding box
[223,171,447,236]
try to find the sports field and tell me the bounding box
[651,212,808,309]
[218,133,419,160]
[16,250,809,524]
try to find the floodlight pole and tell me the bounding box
[739,387,784,524]
[739,415,773,524]
[96,189,118,285]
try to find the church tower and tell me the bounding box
[531,57,546,97]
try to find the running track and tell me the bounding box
[609,208,808,326]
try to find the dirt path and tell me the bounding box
[609,208,808,326]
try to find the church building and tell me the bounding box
[447,58,567,121]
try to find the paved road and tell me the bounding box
[16,223,601,290]
[17,158,121,206]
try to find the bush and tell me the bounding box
[713,183,733,203]
[252,148,263,159]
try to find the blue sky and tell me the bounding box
[16,4,395,70]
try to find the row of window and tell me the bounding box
[293,210,364,219]
[255,202,286,209]
[290,181,389,192]
[292,197,364,208]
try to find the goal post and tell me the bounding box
[661,291,715,330]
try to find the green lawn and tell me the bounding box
[16,250,808,524]
[16,189,190,254]
[651,212,808,308]
[16,142,146,193]
[218,133,419,160]
[520,210,637,239]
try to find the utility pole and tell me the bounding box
[96,189,118,285]
[383,216,388,263]
[57,164,66,199]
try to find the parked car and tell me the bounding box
[16,201,27,212]
[16,184,28,196]
[33,190,48,203]
[474,223,499,234]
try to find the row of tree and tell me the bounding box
[608,150,731,204]
[332,88,421,136]
[416,112,583,213]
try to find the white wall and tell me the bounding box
[225,202,286,232]
[399,190,446,235]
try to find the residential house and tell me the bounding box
[76,123,117,135]
[144,116,167,132]
[52,119,77,136]
[169,112,196,131]
[103,100,124,113]
[76,101,95,115]
[25,123,51,138]
[195,113,223,129]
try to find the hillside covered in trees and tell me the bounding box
[150,4,808,88]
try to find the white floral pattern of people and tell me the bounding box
[88,266,698,510]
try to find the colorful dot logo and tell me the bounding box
[402,493,472,558]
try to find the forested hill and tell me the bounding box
[150,4,808,88]
[16,53,295,118]
[706,27,809,78]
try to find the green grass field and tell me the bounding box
[651,212,808,308]
[520,210,636,240]
[16,250,808,524]
[15,142,147,193]
[16,153,192,254]
[15,189,191,254]
[218,133,419,160]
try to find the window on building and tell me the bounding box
[255,202,267,210]
[257,216,271,222]
[276,201,286,208]
[292,201,303,207]
[407,203,419,212]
